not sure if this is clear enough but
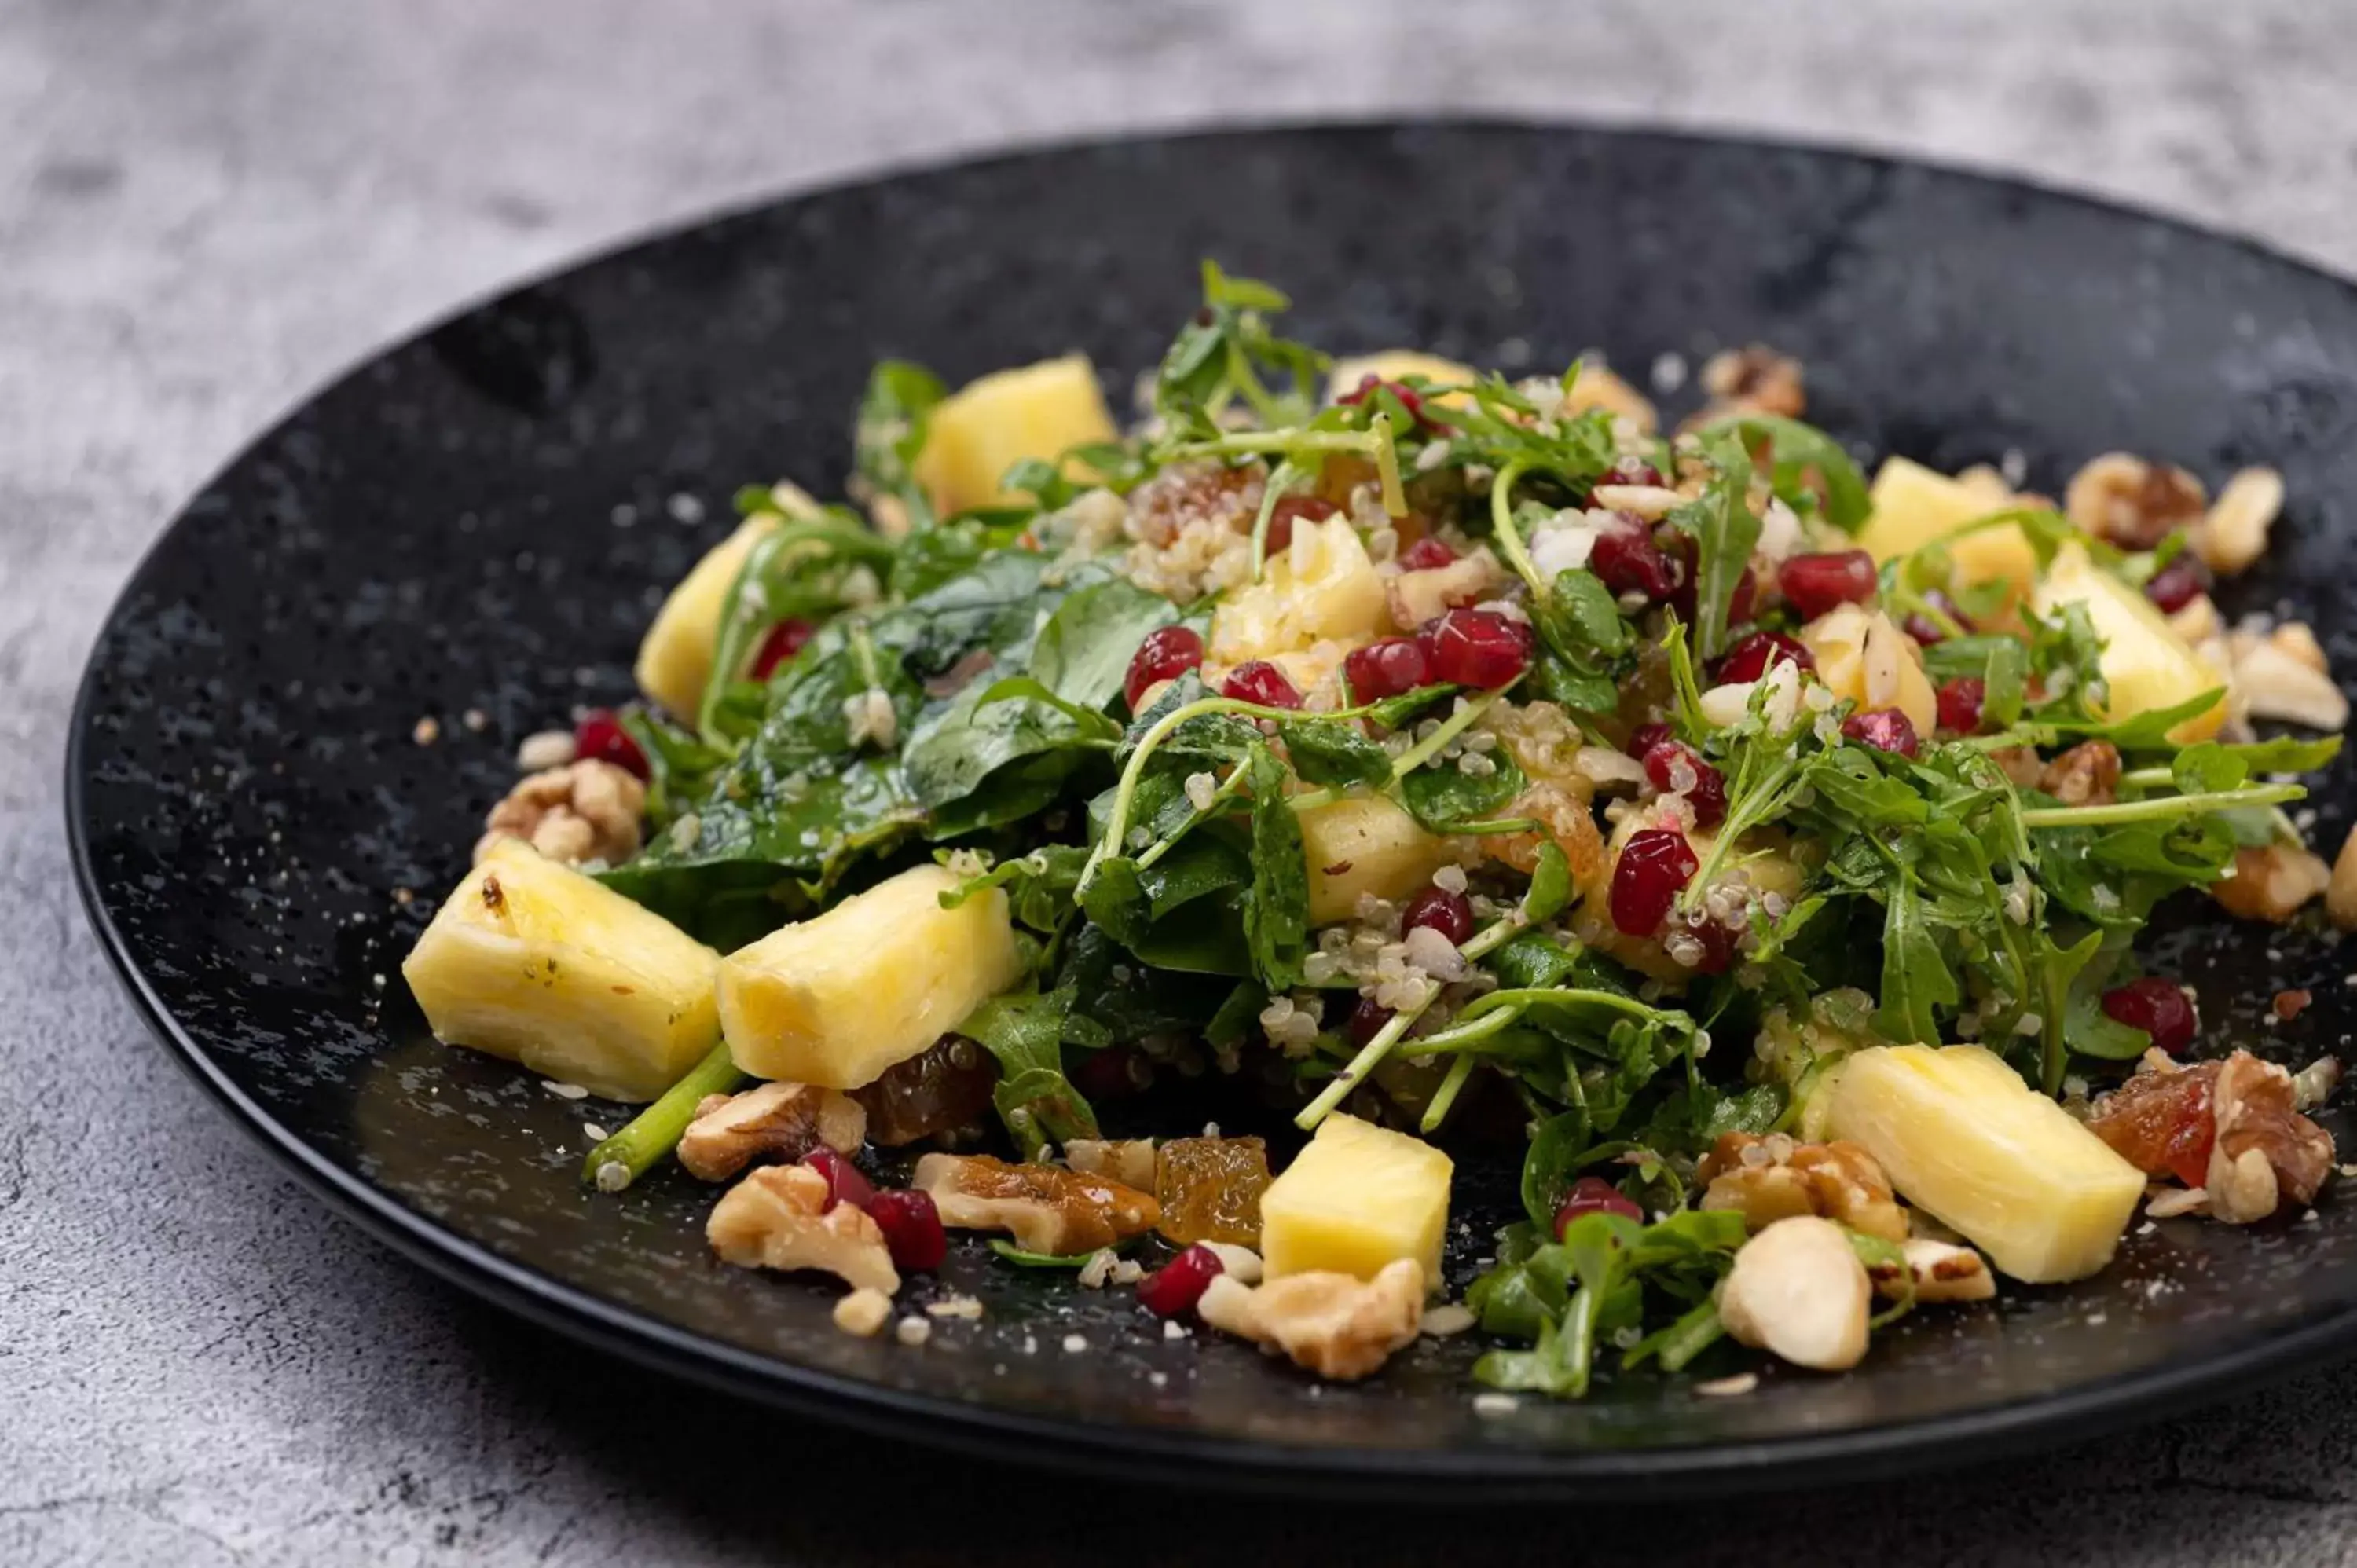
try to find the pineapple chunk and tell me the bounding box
[1299,795,1451,926]
[2031,542,2227,744]
[1209,515,1387,665]
[1857,456,2036,598]
[910,354,1117,515]
[1799,603,1938,736]
[717,864,1024,1089]
[1824,1044,2143,1284]
[1261,1113,1452,1284]
[634,512,780,718]
[401,840,720,1101]
[1328,350,1478,408]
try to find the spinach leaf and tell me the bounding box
[1241,746,1310,987]
[1400,747,1527,833]
[1284,720,1393,789]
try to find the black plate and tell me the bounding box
[68,122,2357,1498]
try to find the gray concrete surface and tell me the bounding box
[9,2,2357,1562]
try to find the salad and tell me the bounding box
[403,264,2355,1398]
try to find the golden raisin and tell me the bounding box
[1155,1136,1273,1247]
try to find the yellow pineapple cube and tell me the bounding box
[1857,456,2036,597]
[2031,542,2227,744]
[1328,350,1477,407]
[634,513,779,718]
[1299,795,1451,926]
[1261,1113,1452,1284]
[911,354,1118,515]
[1209,515,1387,665]
[1799,603,1939,735]
[401,840,721,1101]
[717,864,1025,1089]
[1824,1044,2144,1283]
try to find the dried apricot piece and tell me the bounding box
[1155,1135,1272,1247]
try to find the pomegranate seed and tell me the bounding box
[1777,550,1879,621]
[1903,592,1970,647]
[2144,555,2210,614]
[1398,536,1459,571]
[1402,885,1475,945]
[1610,828,1698,936]
[1222,660,1303,709]
[1553,1176,1644,1236]
[1714,631,1814,683]
[1071,1043,1149,1101]
[2102,977,2198,1055]
[1343,636,1432,702]
[1936,676,1987,735]
[1595,460,1667,492]
[1841,707,1921,758]
[1346,995,1394,1047]
[751,618,816,680]
[1266,494,1337,555]
[574,709,649,780]
[801,1148,876,1214]
[1124,625,1204,711]
[1640,741,1727,829]
[867,1189,948,1272]
[1672,911,1739,975]
[1137,1244,1226,1318]
[1626,721,1673,758]
[1339,376,1428,427]
[1422,608,1535,687]
[1589,517,1678,603]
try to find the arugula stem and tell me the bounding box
[1165,430,1383,460]
[2019,783,2302,830]
[580,1042,744,1190]
[1248,459,1306,581]
[1486,460,1545,601]
[1296,914,1528,1130]
[1387,689,1505,778]
[1368,410,1409,518]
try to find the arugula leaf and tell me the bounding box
[1153,260,1328,438]
[1240,746,1310,987]
[1875,862,1962,1045]
[958,984,1100,1159]
[1695,412,1871,533]
[1664,433,1761,659]
[853,360,947,528]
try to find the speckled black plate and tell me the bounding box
[68,123,2357,1498]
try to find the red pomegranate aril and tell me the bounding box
[1398,536,1459,571]
[1402,885,1476,945]
[1124,625,1204,711]
[1423,607,1535,687]
[1842,707,1921,758]
[1626,722,1673,759]
[1137,1244,1226,1318]
[801,1148,877,1214]
[1610,828,1699,936]
[574,709,649,780]
[1071,1043,1149,1102]
[1554,1176,1644,1236]
[2102,976,2198,1056]
[1714,631,1815,684]
[1589,518,1678,603]
[867,1189,948,1272]
[2143,554,2211,614]
[1777,550,1879,621]
[1640,740,1728,829]
[1596,460,1667,492]
[1265,494,1338,555]
[1673,911,1739,976]
[1346,995,1394,1048]
[1222,660,1303,709]
[1343,636,1433,702]
[1340,376,1428,427]
[751,617,816,680]
[1936,676,1987,735]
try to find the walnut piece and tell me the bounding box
[1695,345,1806,420]
[708,1164,900,1293]
[2210,842,2332,923]
[475,759,644,867]
[2037,739,2123,807]
[2064,452,2206,550]
[2205,1051,2335,1224]
[1197,1259,1425,1381]
[1717,1215,1871,1371]
[677,1082,867,1182]
[1063,1138,1159,1190]
[912,1152,1160,1255]
[1867,1238,1997,1305]
[1697,1132,1908,1243]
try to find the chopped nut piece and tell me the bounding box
[2330,827,2357,931]
[1387,546,1505,631]
[2064,453,2205,551]
[1867,1238,1996,1304]
[2197,467,2285,576]
[1697,1132,1908,1243]
[708,1164,900,1293]
[832,1286,893,1338]
[515,728,578,771]
[2206,1051,2336,1224]
[912,1152,1160,1255]
[1199,1241,1265,1284]
[1197,1259,1426,1381]
[1717,1216,1871,1372]
[2211,843,2332,923]
[2145,1185,2209,1219]
[2227,624,2348,731]
[1063,1138,1159,1190]
[2038,740,2122,808]
[475,759,645,867]
[1990,745,2047,789]
[1696,345,1806,420]
[2273,988,2314,1023]
[677,1082,867,1182]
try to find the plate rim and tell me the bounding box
[64,114,2357,1498]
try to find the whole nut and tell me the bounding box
[1716,1215,1871,1372]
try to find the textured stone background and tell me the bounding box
[10,2,2357,1563]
